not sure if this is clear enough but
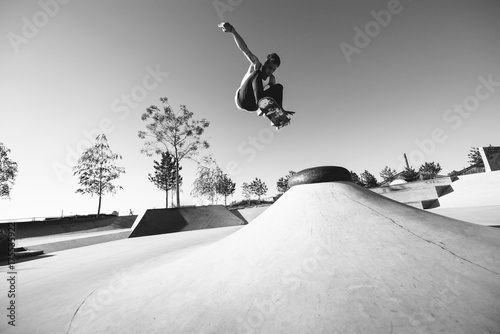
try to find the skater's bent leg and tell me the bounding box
[263,84,283,106]
[263,84,293,115]
[251,75,264,104]
[236,71,262,112]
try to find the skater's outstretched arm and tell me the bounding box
[219,22,261,70]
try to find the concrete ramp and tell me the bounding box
[230,205,269,223]
[437,171,500,208]
[68,181,500,333]
[1,215,136,239]
[129,205,246,237]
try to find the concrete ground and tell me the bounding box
[2,181,498,333]
[429,205,500,227]
[0,226,242,334]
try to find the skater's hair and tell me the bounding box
[266,53,281,67]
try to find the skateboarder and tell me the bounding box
[219,22,294,117]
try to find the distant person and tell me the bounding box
[218,22,294,117]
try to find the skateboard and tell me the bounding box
[257,97,293,130]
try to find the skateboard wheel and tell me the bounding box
[288,166,352,188]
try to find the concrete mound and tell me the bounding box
[129,205,246,238]
[68,181,500,333]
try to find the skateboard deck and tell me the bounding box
[257,97,293,130]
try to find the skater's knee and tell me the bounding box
[265,83,282,94]
[265,83,283,97]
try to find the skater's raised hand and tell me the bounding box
[219,22,260,68]
[218,22,234,33]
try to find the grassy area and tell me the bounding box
[227,199,274,210]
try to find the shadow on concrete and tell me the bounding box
[229,210,249,224]
[0,253,56,266]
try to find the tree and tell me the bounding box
[170,181,183,208]
[73,134,125,217]
[241,182,252,203]
[401,166,419,182]
[350,171,364,186]
[468,145,494,167]
[0,143,18,199]
[216,173,236,206]
[249,178,268,201]
[138,97,210,207]
[467,147,484,167]
[419,162,442,180]
[276,171,296,194]
[379,166,397,183]
[148,151,181,208]
[360,170,378,188]
[448,170,459,180]
[191,155,221,204]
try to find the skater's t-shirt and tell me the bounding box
[261,76,270,90]
[234,68,270,112]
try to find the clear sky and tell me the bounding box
[1,0,499,220]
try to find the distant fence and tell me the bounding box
[0,216,62,224]
[0,213,119,224]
